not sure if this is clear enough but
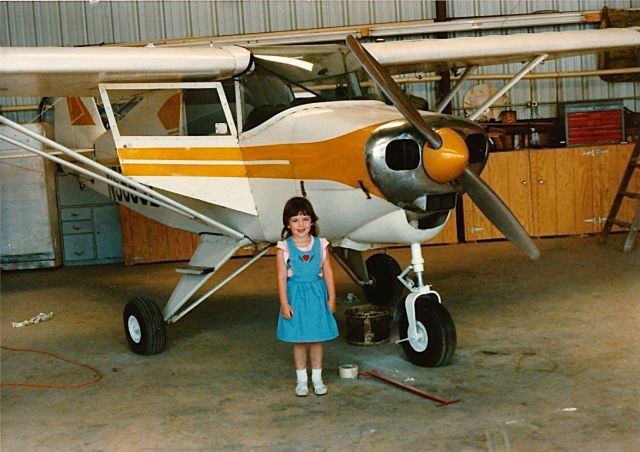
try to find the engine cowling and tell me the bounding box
[364,113,489,216]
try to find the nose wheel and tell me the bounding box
[396,243,456,367]
[398,293,456,367]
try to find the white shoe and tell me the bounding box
[313,380,327,396]
[295,381,309,397]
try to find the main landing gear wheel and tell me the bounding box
[123,297,166,355]
[363,253,403,307]
[399,294,456,367]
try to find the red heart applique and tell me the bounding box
[302,254,310,262]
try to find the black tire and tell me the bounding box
[362,254,403,307]
[399,294,456,367]
[123,297,166,355]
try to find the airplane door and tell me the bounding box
[98,82,260,235]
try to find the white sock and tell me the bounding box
[296,369,308,383]
[311,368,323,383]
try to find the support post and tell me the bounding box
[435,0,452,115]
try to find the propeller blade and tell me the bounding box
[459,168,540,260]
[346,35,442,150]
[346,35,468,183]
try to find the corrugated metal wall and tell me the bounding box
[0,1,437,46]
[1,0,639,122]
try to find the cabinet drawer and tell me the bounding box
[61,207,92,221]
[62,234,95,261]
[62,220,93,234]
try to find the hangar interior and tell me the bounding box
[1,1,639,450]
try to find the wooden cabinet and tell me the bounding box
[530,146,596,236]
[463,143,634,241]
[463,150,533,241]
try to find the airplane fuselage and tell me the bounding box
[93,98,487,250]
[77,43,489,250]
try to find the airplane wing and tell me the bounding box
[0,46,252,97]
[362,28,640,74]
[1,28,638,97]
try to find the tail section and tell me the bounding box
[54,97,106,149]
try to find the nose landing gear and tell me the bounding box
[331,244,456,367]
[396,243,456,367]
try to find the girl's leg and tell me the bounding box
[293,343,307,370]
[310,343,327,395]
[293,343,309,396]
[309,342,323,369]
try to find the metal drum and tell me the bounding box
[345,304,391,346]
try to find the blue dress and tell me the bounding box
[276,236,339,343]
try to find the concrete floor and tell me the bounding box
[1,235,639,450]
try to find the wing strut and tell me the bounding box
[165,241,273,323]
[468,54,547,121]
[434,65,477,114]
[0,114,247,241]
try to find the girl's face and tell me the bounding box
[287,213,313,239]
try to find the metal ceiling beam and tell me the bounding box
[124,10,604,48]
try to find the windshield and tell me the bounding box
[242,44,385,130]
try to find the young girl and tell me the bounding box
[276,197,339,396]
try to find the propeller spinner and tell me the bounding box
[346,35,540,260]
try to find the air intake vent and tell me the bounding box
[465,133,488,163]
[385,139,420,170]
[426,193,457,212]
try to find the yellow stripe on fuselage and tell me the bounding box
[117,147,244,161]
[117,123,384,198]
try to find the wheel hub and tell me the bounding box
[127,315,142,344]
[409,321,428,352]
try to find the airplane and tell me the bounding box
[1,26,638,367]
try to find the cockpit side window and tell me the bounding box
[107,84,237,137]
[184,89,224,135]
[242,68,295,131]
[183,84,235,136]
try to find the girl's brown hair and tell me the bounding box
[281,197,319,239]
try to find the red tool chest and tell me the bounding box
[563,101,625,146]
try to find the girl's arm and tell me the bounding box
[322,252,337,313]
[276,248,294,319]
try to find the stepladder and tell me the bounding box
[600,139,640,253]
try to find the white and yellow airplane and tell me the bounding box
[1,26,638,366]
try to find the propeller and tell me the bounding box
[346,35,540,260]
